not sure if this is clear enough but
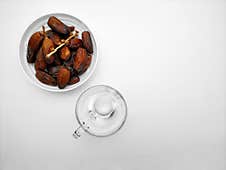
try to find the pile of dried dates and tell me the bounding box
[27,16,93,89]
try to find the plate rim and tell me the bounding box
[19,13,98,92]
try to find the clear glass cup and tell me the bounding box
[19,13,97,92]
[73,85,127,138]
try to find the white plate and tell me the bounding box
[19,13,97,92]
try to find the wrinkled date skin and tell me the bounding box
[35,47,47,71]
[82,31,93,54]
[27,32,44,63]
[60,46,71,60]
[73,48,88,72]
[42,36,55,64]
[46,30,61,46]
[36,70,57,86]
[84,55,92,70]
[69,76,80,85]
[57,67,71,89]
[78,55,92,75]
[67,38,83,49]
[47,16,71,35]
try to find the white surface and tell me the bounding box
[0,0,225,169]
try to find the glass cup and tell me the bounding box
[73,85,127,138]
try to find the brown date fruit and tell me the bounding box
[42,36,55,64]
[47,16,71,35]
[35,47,46,71]
[27,32,44,63]
[67,38,82,49]
[68,76,80,85]
[84,55,92,70]
[60,46,71,60]
[46,30,61,46]
[35,70,57,86]
[82,31,93,53]
[73,48,88,72]
[78,55,92,75]
[57,67,71,89]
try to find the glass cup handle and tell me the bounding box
[72,121,90,139]
[72,125,83,139]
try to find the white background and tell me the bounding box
[0,0,225,169]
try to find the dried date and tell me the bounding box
[68,76,80,85]
[35,47,46,70]
[60,46,71,60]
[35,70,57,86]
[27,32,44,63]
[47,16,72,35]
[82,31,93,53]
[57,67,71,89]
[73,47,88,72]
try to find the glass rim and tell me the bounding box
[75,84,128,137]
